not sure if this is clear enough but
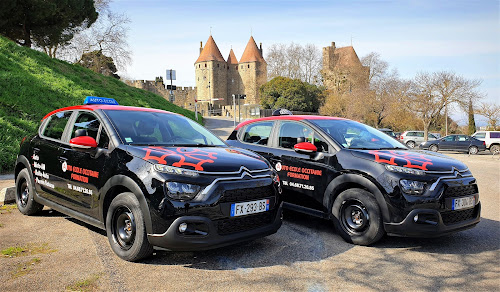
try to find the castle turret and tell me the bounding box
[227,48,241,104]
[238,36,267,105]
[195,35,227,106]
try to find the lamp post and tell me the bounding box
[232,94,236,127]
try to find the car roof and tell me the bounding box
[235,115,347,130]
[42,104,177,120]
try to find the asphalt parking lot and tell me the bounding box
[1,118,499,291]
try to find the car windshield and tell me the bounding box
[309,119,407,150]
[104,110,226,147]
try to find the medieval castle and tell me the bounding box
[127,37,367,117]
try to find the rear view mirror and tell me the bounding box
[294,142,317,155]
[70,136,97,149]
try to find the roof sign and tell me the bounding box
[84,96,119,105]
[272,108,293,116]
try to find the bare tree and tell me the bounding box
[361,52,388,84]
[266,42,322,85]
[477,102,500,130]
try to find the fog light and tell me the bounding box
[178,222,188,233]
[414,215,419,222]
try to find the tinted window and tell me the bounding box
[416,132,424,137]
[490,132,500,138]
[443,136,455,142]
[43,111,73,140]
[104,110,225,146]
[71,112,101,140]
[428,133,437,139]
[473,132,486,139]
[242,122,273,145]
[457,135,467,141]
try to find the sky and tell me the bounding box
[110,0,499,125]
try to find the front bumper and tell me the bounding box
[147,202,283,251]
[384,202,480,237]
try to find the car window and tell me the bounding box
[416,132,424,137]
[43,111,73,140]
[98,128,110,149]
[457,135,467,142]
[242,122,273,145]
[443,136,455,142]
[490,132,500,138]
[428,133,437,139]
[71,112,101,140]
[277,121,329,152]
[473,132,485,139]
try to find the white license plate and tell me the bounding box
[230,199,269,217]
[452,196,475,210]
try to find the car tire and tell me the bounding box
[468,146,479,155]
[490,144,500,154]
[15,168,43,215]
[331,188,384,246]
[406,141,416,148]
[429,145,439,152]
[106,192,153,261]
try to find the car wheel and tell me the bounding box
[468,146,479,155]
[406,141,416,148]
[331,188,384,246]
[15,169,43,215]
[106,192,153,261]
[429,145,439,152]
[490,145,500,154]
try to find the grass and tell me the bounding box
[11,257,41,279]
[0,204,17,214]
[66,273,101,292]
[1,243,56,257]
[0,36,201,173]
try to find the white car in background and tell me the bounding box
[472,131,500,154]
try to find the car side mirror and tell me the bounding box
[70,136,97,149]
[294,142,317,155]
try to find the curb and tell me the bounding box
[0,187,15,205]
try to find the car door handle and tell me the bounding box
[58,156,68,162]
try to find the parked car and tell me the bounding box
[15,97,282,261]
[431,132,442,139]
[226,113,480,246]
[378,128,397,139]
[400,131,438,148]
[471,131,500,154]
[420,134,486,154]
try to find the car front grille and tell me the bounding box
[442,184,478,199]
[219,185,274,203]
[440,207,478,225]
[217,212,273,235]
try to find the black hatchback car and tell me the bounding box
[226,114,481,245]
[419,134,486,154]
[15,97,282,261]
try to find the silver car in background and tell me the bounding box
[400,130,438,148]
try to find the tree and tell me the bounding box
[266,43,322,85]
[0,0,97,50]
[58,4,131,71]
[468,100,476,135]
[260,77,324,112]
[78,50,119,79]
[477,102,500,130]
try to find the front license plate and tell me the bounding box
[452,196,475,210]
[231,199,269,217]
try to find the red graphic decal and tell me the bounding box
[143,147,217,171]
[368,150,433,171]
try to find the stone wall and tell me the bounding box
[125,80,196,109]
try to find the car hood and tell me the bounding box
[350,149,468,172]
[126,145,269,172]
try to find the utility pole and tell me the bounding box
[232,94,236,127]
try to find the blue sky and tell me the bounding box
[111,0,499,125]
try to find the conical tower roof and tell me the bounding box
[195,35,226,63]
[227,49,239,64]
[239,36,266,63]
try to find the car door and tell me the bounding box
[32,110,74,205]
[269,121,333,211]
[439,135,456,150]
[455,135,470,151]
[235,121,276,162]
[58,110,112,218]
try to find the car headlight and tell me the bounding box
[166,182,201,200]
[400,179,426,195]
[385,164,425,176]
[154,164,199,177]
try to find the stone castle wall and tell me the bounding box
[126,80,196,109]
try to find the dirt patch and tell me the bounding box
[1,243,56,258]
[11,257,41,279]
[66,273,101,292]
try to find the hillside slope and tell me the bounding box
[0,36,199,173]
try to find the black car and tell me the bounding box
[226,114,480,245]
[420,134,486,154]
[15,97,282,261]
[378,128,397,139]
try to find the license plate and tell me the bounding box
[452,196,475,210]
[231,199,269,217]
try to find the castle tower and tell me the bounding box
[238,36,267,105]
[226,48,241,104]
[195,35,227,107]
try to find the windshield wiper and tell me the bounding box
[377,147,407,150]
